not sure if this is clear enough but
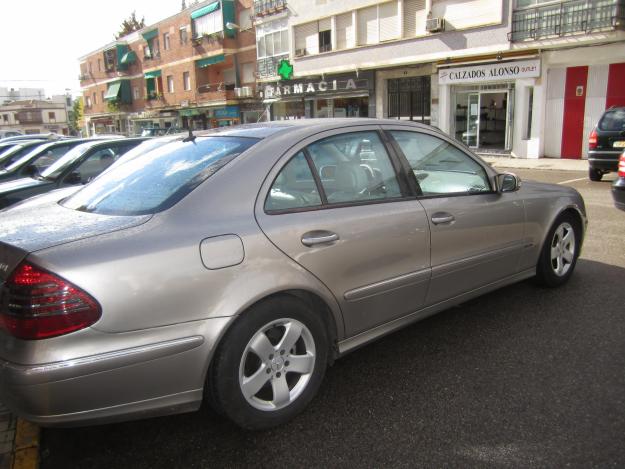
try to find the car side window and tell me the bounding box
[390,131,491,196]
[31,145,73,171]
[307,131,402,204]
[265,151,322,212]
[69,147,119,184]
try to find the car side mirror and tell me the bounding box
[65,171,82,185]
[496,172,521,193]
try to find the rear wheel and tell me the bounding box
[535,213,581,287]
[588,167,603,181]
[208,296,328,430]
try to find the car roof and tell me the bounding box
[185,118,443,140]
[72,137,149,152]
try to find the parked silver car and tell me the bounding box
[0,120,586,429]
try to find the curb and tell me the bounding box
[481,156,588,172]
[11,419,39,469]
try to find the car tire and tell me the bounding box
[208,296,329,430]
[534,213,581,288]
[588,167,603,181]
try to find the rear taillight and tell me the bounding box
[589,128,598,150]
[0,262,101,340]
[619,153,625,178]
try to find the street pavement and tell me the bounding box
[39,167,625,468]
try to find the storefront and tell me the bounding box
[178,105,241,130]
[438,58,541,155]
[262,71,375,120]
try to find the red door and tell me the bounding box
[561,66,588,159]
[606,62,625,108]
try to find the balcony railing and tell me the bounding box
[254,0,287,17]
[257,55,288,79]
[510,0,625,41]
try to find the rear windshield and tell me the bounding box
[62,136,259,216]
[598,109,625,131]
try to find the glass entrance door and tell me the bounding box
[466,93,480,147]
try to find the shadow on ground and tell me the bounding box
[41,259,625,468]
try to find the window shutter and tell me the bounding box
[358,5,378,45]
[318,17,331,31]
[336,12,354,50]
[295,22,318,55]
[379,1,399,41]
[403,0,426,37]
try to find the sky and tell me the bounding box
[0,1,186,98]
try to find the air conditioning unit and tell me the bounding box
[240,86,253,98]
[295,48,307,57]
[426,17,445,32]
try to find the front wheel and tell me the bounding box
[535,213,581,287]
[208,296,328,430]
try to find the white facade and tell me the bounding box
[0,100,70,135]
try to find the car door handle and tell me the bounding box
[431,213,455,225]
[301,231,339,247]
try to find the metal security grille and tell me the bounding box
[387,76,431,123]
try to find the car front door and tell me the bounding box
[386,127,526,305]
[256,127,431,337]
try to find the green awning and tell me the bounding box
[144,70,162,79]
[142,29,158,41]
[191,1,220,19]
[104,82,122,101]
[120,51,137,65]
[196,54,225,68]
[222,0,236,37]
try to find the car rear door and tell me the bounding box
[256,126,431,338]
[385,126,526,305]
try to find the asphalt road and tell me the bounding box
[41,168,625,469]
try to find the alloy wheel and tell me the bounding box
[550,222,576,277]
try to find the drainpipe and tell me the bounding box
[425,0,432,17]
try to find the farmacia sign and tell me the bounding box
[264,78,369,99]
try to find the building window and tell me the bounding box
[86,96,92,108]
[192,6,223,38]
[183,71,191,91]
[101,90,106,103]
[319,29,331,53]
[336,12,355,50]
[88,62,92,74]
[2,114,9,123]
[103,49,116,72]
[179,26,189,44]
[167,75,175,93]
[145,38,160,59]
[257,18,288,58]
[239,8,253,30]
[98,59,102,72]
[48,112,56,122]
[387,76,431,124]
[241,63,255,83]
[163,32,171,50]
[357,2,400,46]
[133,86,140,99]
[93,92,97,105]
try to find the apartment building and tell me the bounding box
[79,0,259,135]
[260,0,624,158]
[0,98,70,135]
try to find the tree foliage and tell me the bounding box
[115,11,146,39]
[69,97,84,136]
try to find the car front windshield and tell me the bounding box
[62,136,260,216]
[39,143,92,181]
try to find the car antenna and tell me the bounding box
[183,127,196,143]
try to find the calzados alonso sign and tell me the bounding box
[438,59,540,85]
[264,78,369,99]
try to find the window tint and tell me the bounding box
[265,152,322,211]
[307,131,401,204]
[30,144,75,171]
[390,131,491,195]
[62,136,259,215]
[598,109,625,131]
[66,147,121,184]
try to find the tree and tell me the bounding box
[69,97,83,136]
[115,11,146,39]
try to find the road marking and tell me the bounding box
[558,177,587,185]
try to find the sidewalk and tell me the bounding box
[0,403,39,469]
[480,155,588,172]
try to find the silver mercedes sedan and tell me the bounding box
[0,120,586,430]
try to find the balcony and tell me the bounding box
[197,84,236,103]
[510,0,625,41]
[254,0,287,17]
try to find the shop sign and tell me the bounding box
[438,59,540,85]
[264,78,369,99]
[214,106,240,118]
[180,109,201,117]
